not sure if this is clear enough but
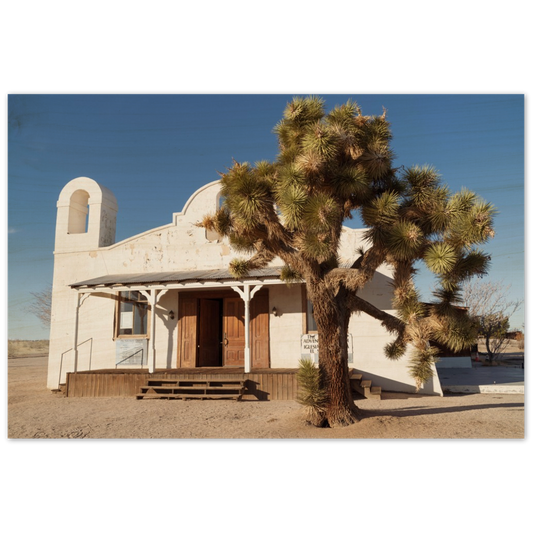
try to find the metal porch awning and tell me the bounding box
[70,267,285,291]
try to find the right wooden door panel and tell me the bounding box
[223,298,245,366]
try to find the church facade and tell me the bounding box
[47,177,443,396]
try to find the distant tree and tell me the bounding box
[28,285,52,329]
[462,280,522,362]
[200,96,495,427]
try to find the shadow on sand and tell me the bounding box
[359,401,524,420]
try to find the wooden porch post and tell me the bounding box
[232,284,263,373]
[147,290,157,373]
[140,288,169,374]
[72,291,81,373]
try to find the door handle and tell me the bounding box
[223,333,228,346]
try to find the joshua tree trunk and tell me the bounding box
[309,282,361,427]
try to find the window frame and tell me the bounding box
[301,285,318,334]
[115,290,151,339]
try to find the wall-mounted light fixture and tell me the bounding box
[272,307,278,317]
[169,310,175,320]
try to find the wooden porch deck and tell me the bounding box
[65,368,299,401]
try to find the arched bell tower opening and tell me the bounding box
[55,177,118,252]
[67,189,90,234]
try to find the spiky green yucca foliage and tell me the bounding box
[199,96,495,427]
[409,346,441,391]
[296,358,328,426]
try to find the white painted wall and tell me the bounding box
[268,284,305,368]
[346,268,443,395]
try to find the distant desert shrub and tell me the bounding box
[8,340,49,358]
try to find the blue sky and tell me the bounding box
[8,94,524,338]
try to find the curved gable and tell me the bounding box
[172,180,221,225]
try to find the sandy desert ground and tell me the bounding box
[7,352,524,439]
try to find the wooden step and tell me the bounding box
[136,393,242,400]
[349,371,381,400]
[146,379,245,387]
[141,386,245,392]
[139,387,244,395]
[137,378,246,400]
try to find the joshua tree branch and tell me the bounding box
[346,292,406,336]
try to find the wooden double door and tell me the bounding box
[178,289,269,369]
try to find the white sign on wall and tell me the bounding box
[115,339,148,366]
[120,311,133,329]
[301,334,353,363]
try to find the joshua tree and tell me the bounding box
[200,96,495,427]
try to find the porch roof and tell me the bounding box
[70,267,285,290]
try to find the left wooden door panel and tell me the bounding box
[178,297,198,368]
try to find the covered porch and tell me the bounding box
[67,268,294,383]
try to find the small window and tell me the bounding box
[205,193,226,242]
[116,291,149,337]
[206,227,222,242]
[302,286,318,334]
[306,299,317,333]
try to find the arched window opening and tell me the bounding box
[68,190,90,234]
[205,192,225,242]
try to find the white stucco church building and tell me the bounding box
[47,176,443,398]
